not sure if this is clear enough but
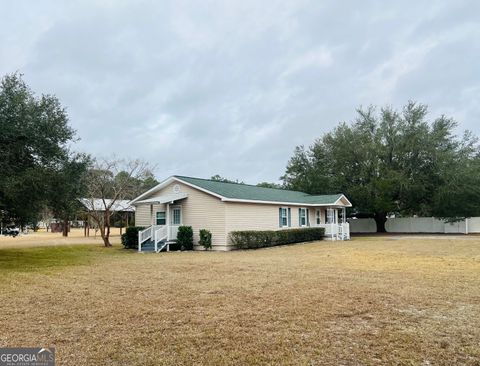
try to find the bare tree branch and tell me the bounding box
[84,157,151,246]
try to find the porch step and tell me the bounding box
[140,240,155,252]
[157,240,177,252]
[139,240,177,252]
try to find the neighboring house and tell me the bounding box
[130,175,352,251]
[78,198,135,236]
[79,198,135,213]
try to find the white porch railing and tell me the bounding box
[169,226,179,241]
[340,222,350,240]
[138,226,153,252]
[316,223,350,241]
[138,224,180,252]
[154,225,168,252]
[317,224,337,239]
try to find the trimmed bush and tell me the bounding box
[121,226,145,249]
[177,226,194,250]
[229,227,325,249]
[199,229,212,250]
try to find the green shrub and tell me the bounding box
[177,226,194,250]
[199,229,212,250]
[229,227,325,249]
[121,226,145,249]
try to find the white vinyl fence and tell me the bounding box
[349,217,480,234]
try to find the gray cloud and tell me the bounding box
[1,0,479,183]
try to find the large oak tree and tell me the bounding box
[48,153,91,236]
[0,73,79,227]
[282,102,480,232]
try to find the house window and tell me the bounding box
[280,208,288,227]
[172,207,181,225]
[326,209,336,224]
[316,209,321,225]
[278,207,292,227]
[156,212,166,225]
[299,208,307,227]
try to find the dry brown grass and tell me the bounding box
[0,228,121,249]
[0,237,479,365]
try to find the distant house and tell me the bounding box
[79,198,135,213]
[78,198,135,236]
[130,176,352,251]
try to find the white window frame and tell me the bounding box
[316,209,321,225]
[156,211,166,225]
[280,207,288,228]
[299,207,307,227]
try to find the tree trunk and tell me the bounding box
[98,224,111,247]
[374,212,388,233]
[102,236,112,247]
[62,218,69,237]
[101,211,112,247]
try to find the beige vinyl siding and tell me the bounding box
[311,208,317,225]
[226,202,288,234]
[134,181,227,250]
[225,203,330,246]
[135,204,151,226]
[224,204,325,231]
[135,203,167,226]
[225,203,311,245]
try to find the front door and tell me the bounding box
[171,206,182,226]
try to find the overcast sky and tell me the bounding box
[1,1,479,183]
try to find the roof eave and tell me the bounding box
[135,192,188,204]
[220,197,350,206]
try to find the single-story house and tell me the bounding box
[130,175,352,251]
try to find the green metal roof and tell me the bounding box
[174,176,346,205]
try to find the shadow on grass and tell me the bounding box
[0,245,127,274]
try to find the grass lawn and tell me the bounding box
[0,228,121,249]
[0,238,479,365]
